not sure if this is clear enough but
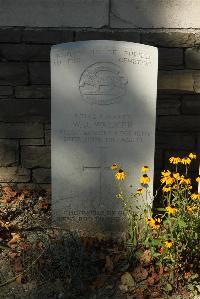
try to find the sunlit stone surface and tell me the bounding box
[51,40,158,236]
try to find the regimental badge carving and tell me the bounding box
[79,62,128,105]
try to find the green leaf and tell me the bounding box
[178,219,187,228]
[187,283,195,291]
[164,283,173,292]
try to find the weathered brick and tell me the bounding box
[156,132,195,149]
[110,1,200,28]
[0,44,50,61]
[29,63,50,84]
[0,123,43,138]
[21,146,50,168]
[45,130,51,145]
[22,29,73,44]
[15,86,50,99]
[157,115,200,131]
[0,63,28,85]
[0,167,30,182]
[32,168,51,183]
[0,0,109,28]
[0,140,18,166]
[0,28,21,43]
[45,124,51,130]
[193,71,200,93]
[158,71,194,93]
[156,95,181,115]
[141,32,198,48]
[185,47,200,69]
[0,86,13,96]
[154,149,163,170]
[75,30,140,42]
[0,99,50,122]
[16,182,51,191]
[182,95,200,114]
[20,139,44,146]
[159,48,183,68]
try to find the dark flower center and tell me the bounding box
[119,169,123,173]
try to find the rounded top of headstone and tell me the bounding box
[51,40,158,52]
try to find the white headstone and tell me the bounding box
[51,40,158,236]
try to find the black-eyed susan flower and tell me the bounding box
[173,172,181,180]
[140,174,150,185]
[145,217,155,227]
[169,157,181,165]
[146,217,161,230]
[115,169,126,181]
[166,205,178,215]
[161,170,171,177]
[162,185,172,193]
[189,153,197,160]
[164,240,173,248]
[151,218,161,230]
[136,188,144,195]
[196,176,200,183]
[181,157,191,165]
[161,176,175,185]
[141,166,150,173]
[111,163,118,170]
[191,193,200,200]
[179,176,191,185]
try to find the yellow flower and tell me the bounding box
[162,185,172,193]
[166,205,178,215]
[146,217,155,226]
[186,205,194,213]
[189,153,197,160]
[141,165,150,173]
[111,163,118,170]
[169,157,181,165]
[196,176,200,183]
[173,172,181,180]
[179,176,191,185]
[136,188,144,195]
[161,176,175,185]
[151,218,161,230]
[191,193,200,200]
[140,174,150,185]
[146,217,161,230]
[181,157,191,165]
[165,240,173,248]
[161,170,171,177]
[115,169,126,180]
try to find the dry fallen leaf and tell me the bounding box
[16,273,23,284]
[8,233,21,246]
[132,266,148,282]
[13,257,23,273]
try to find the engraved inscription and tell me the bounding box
[79,62,128,105]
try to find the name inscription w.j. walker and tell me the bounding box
[51,40,158,236]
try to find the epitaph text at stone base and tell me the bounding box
[51,41,158,236]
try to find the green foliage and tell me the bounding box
[112,153,200,288]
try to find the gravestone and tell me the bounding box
[51,40,158,236]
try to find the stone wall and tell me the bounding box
[0,0,200,190]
